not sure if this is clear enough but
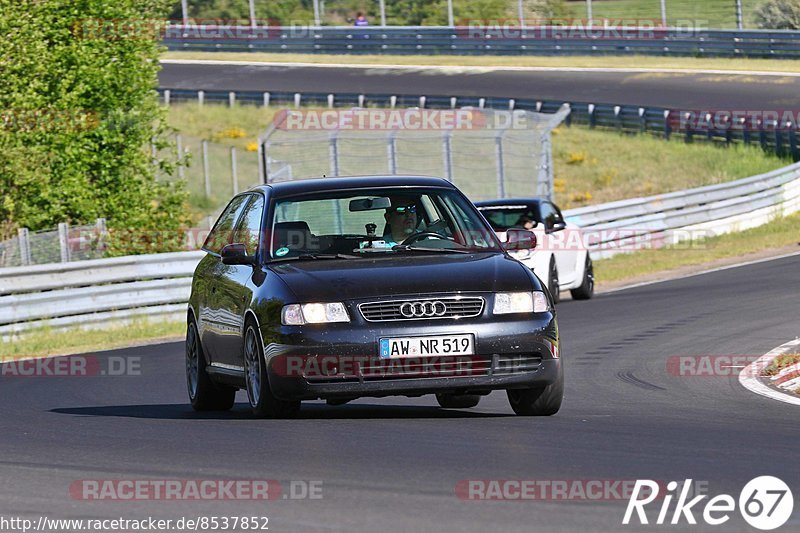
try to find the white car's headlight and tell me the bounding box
[493,291,549,314]
[508,249,531,260]
[281,303,350,325]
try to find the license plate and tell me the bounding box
[379,334,474,359]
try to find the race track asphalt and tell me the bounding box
[159,62,800,109]
[2,254,798,532]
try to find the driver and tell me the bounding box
[383,197,420,246]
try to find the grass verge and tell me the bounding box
[162,51,800,74]
[165,103,789,215]
[595,211,800,284]
[761,353,800,377]
[0,320,185,361]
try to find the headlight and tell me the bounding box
[493,291,549,314]
[281,302,350,325]
[508,249,531,260]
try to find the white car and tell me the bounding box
[475,198,594,303]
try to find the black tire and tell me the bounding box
[186,318,236,411]
[548,257,560,305]
[243,321,301,419]
[506,368,563,416]
[570,255,594,300]
[436,393,481,409]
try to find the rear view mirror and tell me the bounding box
[349,197,391,212]
[503,228,537,251]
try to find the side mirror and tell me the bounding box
[221,243,255,266]
[503,228,537,251]
[546,221,567,234]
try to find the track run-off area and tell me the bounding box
[1,254,798,531]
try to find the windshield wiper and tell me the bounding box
[269,253,359,263]
[391,245,470,254]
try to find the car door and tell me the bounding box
[213,193,265,367]
[541,201,579,286]
[199,194,251,363]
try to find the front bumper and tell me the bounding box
[262,312,560,401]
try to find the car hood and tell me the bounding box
[268,252,534,302]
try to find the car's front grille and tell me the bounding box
[358,296,485,322]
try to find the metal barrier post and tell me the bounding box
[58,223,71,263]
[95,218,107,254]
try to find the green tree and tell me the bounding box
[754,0,800,29]
[0,0,189,254]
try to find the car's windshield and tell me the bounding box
[269,188,501,259]
[477,205,539,231]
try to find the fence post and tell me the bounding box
[95,218,107,254]
[664,110,672,140]
[327,94,334,108]
[736,0,744,29]
[588,104,596,128]
[263,92,270,107]
[538,132,553,200]
[294,93,302,108]
[248,0,257,29]
[387,131,398,174]
[58,222,71,263]
[358,94,365,107]
[495,130,506,198]
[789,129,798,161]
[614,105,622,131]
[229,91,236,108]
[639,107,646,133]
[198,90,204,106]
[176,134,185,180]
[328,131,340,176]
[231,147,239,195]
[17,228,31,266]
[259,142,268,184]
[202,140,211,198]
[390,95,397,109]
[442,130,454,182]
[163,89,170,106]
[419,96,426,108]
[450,97,457,108]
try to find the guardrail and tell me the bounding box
[162,25,800,59]
[0,251,205,338]
[563,161,800,258]
[158,88,800,161]
[3,161,799,337]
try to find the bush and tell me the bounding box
[754,0,800,29]
[0,0,190,254]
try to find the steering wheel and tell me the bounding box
[399,232,453,246]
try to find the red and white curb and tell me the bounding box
[739,338,800,406]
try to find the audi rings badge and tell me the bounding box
[399,301,447,318]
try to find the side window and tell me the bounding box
[203,195,249,254]
[232,194,265,256]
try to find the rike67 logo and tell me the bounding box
[623,476,793,530]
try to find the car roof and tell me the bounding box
[253,175,455,198]
[473,198,547,208]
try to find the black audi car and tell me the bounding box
[186,176,562,418]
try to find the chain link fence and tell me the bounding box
[0,220,107,269]
[259,107,569,202]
